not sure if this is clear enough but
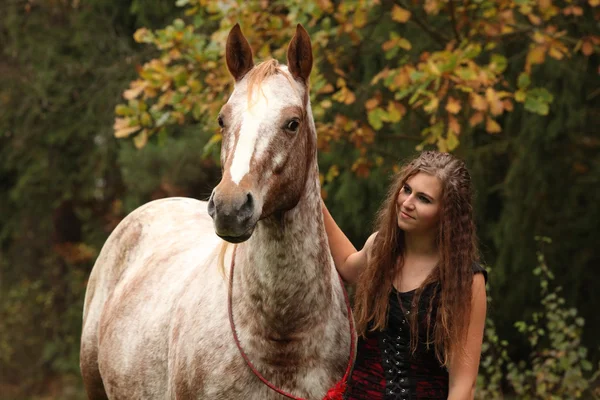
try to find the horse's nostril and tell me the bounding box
[207,193,216,218]
[239,193,254,221]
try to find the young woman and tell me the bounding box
[322,151,487,400]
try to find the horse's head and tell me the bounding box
[207,24,316,243]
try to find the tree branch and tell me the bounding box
[448,0,462,42]
[396,0,449,47]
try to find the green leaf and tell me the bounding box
[463,43,482,59]
[455,68,476,80]
[115,104,132,116]
[395,86,413,100]
[385,47,400,60]
[524,95,549,115]
[529,87,554,103]
[518,73,531,89]
[173,19,185,30]
[409,70,425,82]
[490,54,507,73]
[368,108,387,130]
[446,131,459,151]
[440,54,458,72]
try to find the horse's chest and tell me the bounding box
[170,329,335,399]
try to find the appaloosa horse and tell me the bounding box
[80,24,354,400]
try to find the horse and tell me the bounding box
[79,24,354,400]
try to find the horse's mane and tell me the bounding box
[218,241,231,281]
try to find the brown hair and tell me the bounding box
[353,150,479,365]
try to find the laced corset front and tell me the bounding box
[345,265,487,400]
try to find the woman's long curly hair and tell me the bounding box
[353,151,479,366]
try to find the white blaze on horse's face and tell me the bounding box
[207,24,314,243]
[227,69,304,186]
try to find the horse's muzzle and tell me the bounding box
[207,189,258,243]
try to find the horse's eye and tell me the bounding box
[286,119,300,133]
[217,116,225,128]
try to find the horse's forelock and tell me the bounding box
[244,59,303,107]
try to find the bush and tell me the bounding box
[476,238,599,399]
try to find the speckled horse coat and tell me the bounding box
[79,24,353,400]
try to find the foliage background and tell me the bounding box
[0,0,598,398]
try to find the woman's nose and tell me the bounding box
[403,196,416,210]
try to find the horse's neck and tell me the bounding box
[234,166,334,337]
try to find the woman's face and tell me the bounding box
[396,172,442,235]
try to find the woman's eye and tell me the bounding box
[286,119,300,132]
[403,185,411,194]
[217,116,225,128]
[419,195,431,203]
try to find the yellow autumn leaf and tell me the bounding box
[365,97,380,110]
[582,41,594,56]
[392,5,411,23]
[123,80,148,100]
[428,59,441,76]
[485,88,504,116]
[113,118,141,138]
[133,28,151,43]
[393,69,410,88]
[333,87,356,105]
[424,0,441,15]
[486,117,502,133]
[114,126,141,138]
[386,102,404,123]
[424,97,439,113]
[471,93,488,111]
[133,130,148,149]
[321,99,332,109]
[590,0,600,6]
[448,115,461,135]
[527,13,542,25]
[354,7,367,28]
[382,39,396,52]
[526,46,546,68]
[445,97,462,114]
[469,112,484,127]
[318,83,335,94]
[343,88,356,105]
[548,46,564,60]
[326,165,340,182]
[398,38,412,50]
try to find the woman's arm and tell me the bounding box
[447,273,487,400]
[321,200,375,284]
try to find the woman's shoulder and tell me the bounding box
[472,262,488,284]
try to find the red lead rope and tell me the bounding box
[227,249,356,400]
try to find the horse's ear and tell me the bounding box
[287,24,313,83]
[226,24,254,81]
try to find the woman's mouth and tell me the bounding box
[400,211,414,220]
